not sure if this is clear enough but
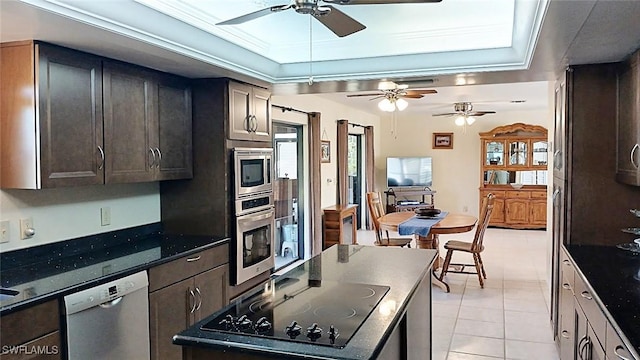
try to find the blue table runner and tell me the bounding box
[398,211,448,237]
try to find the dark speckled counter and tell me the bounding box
[174,245,437,360]
[564,244,640,358]
[0,223,229,314]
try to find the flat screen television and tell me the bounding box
[386,157,432,188]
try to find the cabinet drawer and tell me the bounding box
[149,244,229,292]
[530,191,547,199]
[0,331,61,360]
[560,249,574,290]
[574,273,606,346]
[606,321,638,360]
[483,190,505,198]
[0,299,59,347]
[506,191,530,198]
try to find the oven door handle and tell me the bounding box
[240,209,274,222]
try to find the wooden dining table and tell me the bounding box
[378,211,477,292]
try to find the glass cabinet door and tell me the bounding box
[485,141,505,166]
[509,141,527,166]
[532,141,548,166]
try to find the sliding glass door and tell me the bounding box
[273,123,303,270]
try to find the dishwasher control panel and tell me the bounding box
[64,271,148,315]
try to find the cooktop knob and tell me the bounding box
[218,314,236,330]
[285,321,302,339]
[255,317,272,333]
[236,315,252,330]
[306,323,323,341]
[328,325,339,344]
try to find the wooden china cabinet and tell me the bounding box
[479,123,548,229]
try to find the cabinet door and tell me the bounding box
[558,265,575,360]
[489,198,505,225]
[530,200,547,225]
[228,81,253,141]
[606,322,635,360]
[250,87,272,142]
[103,62,155,183]
[553,72,568,180]
[155,75,193,180]
[149,277,194,360]
[193,264,229,322]
[505,199,528,224]
[37,44,104,187]
[616,53,640,185]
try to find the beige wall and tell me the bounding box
[0,183,160,252]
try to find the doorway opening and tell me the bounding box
[348,133,363,229]
[273,123,303,270]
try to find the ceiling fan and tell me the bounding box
[217,0,442,37]
[346,80,438,112]
[432,102,496,125]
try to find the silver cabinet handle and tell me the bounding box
[562,283,571,290]
[563,259,571,266]
[98,146,105,170]
[580,290,593,300]
[553,149,562,169]
[245,116,252,132]
[195,287,202,311]
[552,188,560,202]
[631,144,639,169]
[189,289,197,313]
[186,255,201,262]
[561,330,570,339]
[614,345,631,360]
[252,115,258,132]
[149,147,156,168]
[154,147,162,168]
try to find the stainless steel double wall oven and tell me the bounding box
[232,147,275,285]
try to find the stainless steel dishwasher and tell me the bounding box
[64,271,150,360]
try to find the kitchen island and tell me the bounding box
[174,244,437,360]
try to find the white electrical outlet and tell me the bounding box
[20,217,35,240]
[0,221,9,243]
[101,207,111,226]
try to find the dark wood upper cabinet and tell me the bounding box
[1,41,192,188]
[1,41,104,188]
[616,50,640,186]
[228,81,271,142]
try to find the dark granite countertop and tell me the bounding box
[173,244,437,360]
[564,244,640,358]
[0,223,229,314]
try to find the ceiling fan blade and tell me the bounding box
[431,113,457,117]
[313,5,366,37]
[346,93,382,97]
[469,111,497,116]
[328,0,441,4]
[401,94,423,99]
[217,4,291,25]
[404,89,437,96]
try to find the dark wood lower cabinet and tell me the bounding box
[149,263,228,360]
[0,299,61,360]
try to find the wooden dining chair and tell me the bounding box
[439,193,495,288]
[366,191,412,248]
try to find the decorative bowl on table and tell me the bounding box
[510,183,524,189]
[414,208,441,218]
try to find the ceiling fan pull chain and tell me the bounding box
[308,15,314,85]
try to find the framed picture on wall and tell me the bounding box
[321,140,331,163]
[433,132,454,149]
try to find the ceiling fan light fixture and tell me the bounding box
[395,98,408,111]
[378,98,395,112]
[455,115,466,126]
[466,116,476,125]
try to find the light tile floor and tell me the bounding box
[356,227,559,360]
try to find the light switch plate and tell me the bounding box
[20,217,34,240]
[0,221,9,243]
[101,207,111,226]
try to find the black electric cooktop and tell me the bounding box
[201,277,390,348]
